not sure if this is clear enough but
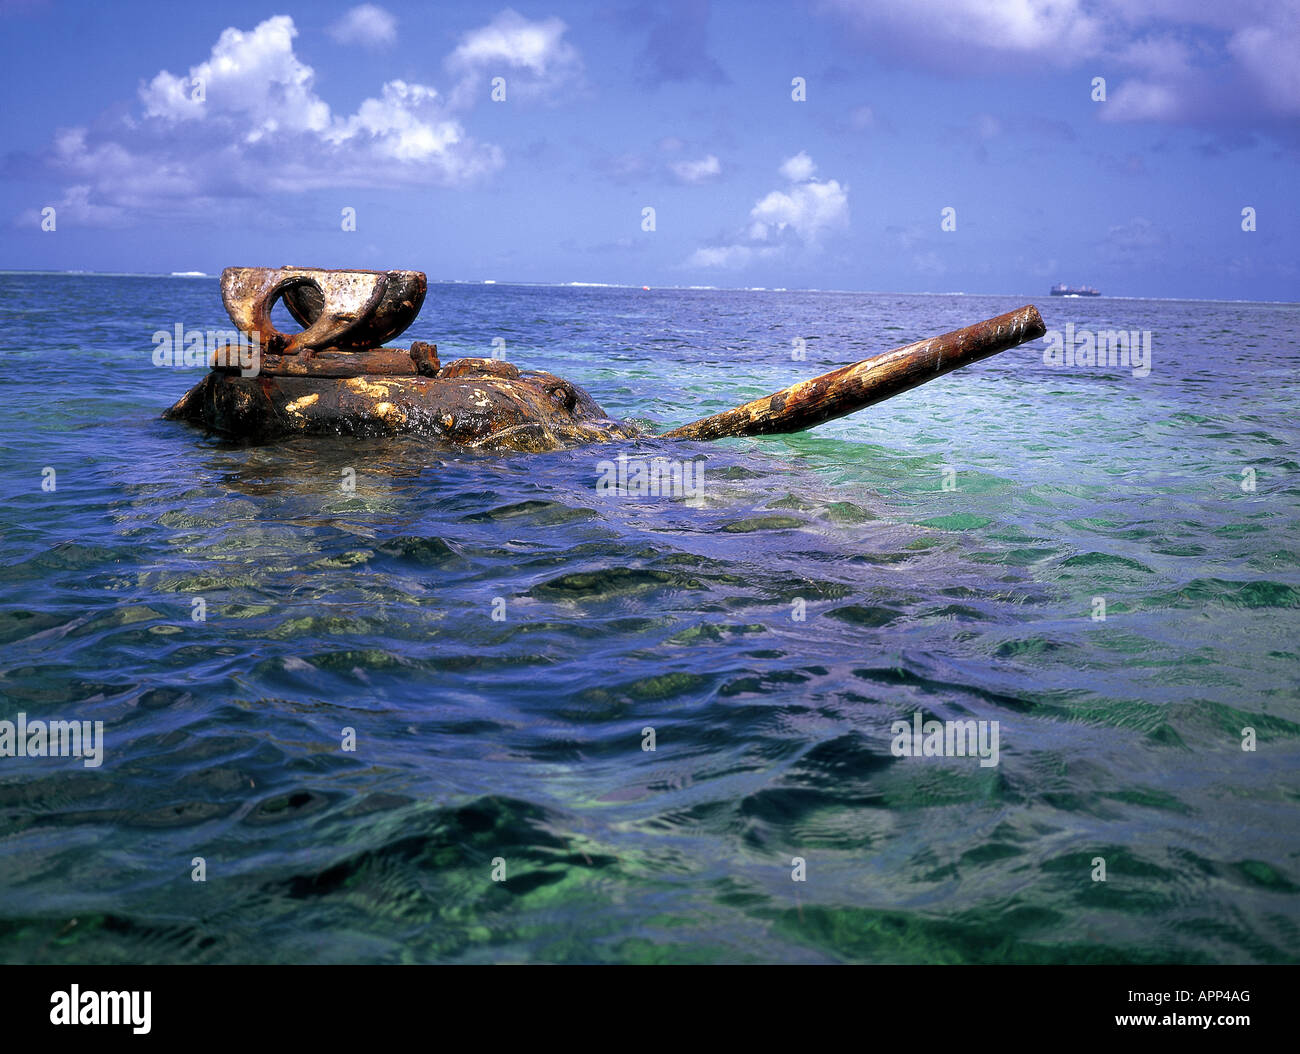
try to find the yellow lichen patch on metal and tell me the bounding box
[372,402,406,425]
[345,377,392,399]
[165,350,643,448]
[284,393,321,414]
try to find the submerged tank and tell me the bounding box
[164,266,1047,451]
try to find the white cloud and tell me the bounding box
[749,180,849,244]
[30,12,583,225]
[324,80,502,176]
[1115,35,1197,79]
[686,154,848,270]
[820,0,1300,125]
[670,154,721,183]
[446,8,582,106]
[778,151,815,182]
[1104,80,1182,121]
[448,8,572,75]
[821,0,1102,65]
[18,185,130,229]
[137,15,494,172]
[1229,22,1300,114]
[141,15,330,138]
[329,5,398,50]
[686,245,777,269]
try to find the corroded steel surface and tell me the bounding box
[217,347,422,378]
[220,266,426,356]
[168,267,1046,451]
[660,304,1046,441]
[175,265,639,449]
[165,357,638,452]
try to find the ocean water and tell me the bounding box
[1,273,1297,964]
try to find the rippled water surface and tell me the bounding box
[1,274,1298,963]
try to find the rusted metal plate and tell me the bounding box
[211,347,422,377]
[436,357,520,380]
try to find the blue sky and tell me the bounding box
[2,0,1297,299]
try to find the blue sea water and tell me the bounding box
[0,273,1297,963]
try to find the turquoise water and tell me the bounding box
[1,274,1297,963]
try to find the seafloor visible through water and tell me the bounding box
[1,273,1297,963]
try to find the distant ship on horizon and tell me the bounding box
[1051,283,1100,297]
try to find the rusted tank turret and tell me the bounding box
[163,266,636,450]
[164,266,1047,450]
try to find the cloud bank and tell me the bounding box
[28,10,582,226]
[819,0,1300,125]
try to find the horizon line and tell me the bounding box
[0,269,1296,307]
